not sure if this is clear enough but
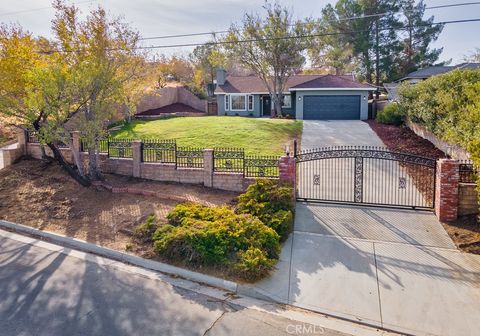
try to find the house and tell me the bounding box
[213,69,375,120]
[397,62,480,84]
[384,62,480,101]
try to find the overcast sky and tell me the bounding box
[1,0,479,64]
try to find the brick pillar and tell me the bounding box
[435,159,460,222]
[132,140,142,178]
[279,155,296,186]
[16,127,27,155]
[203,149,214,188]
[71,131,81,156]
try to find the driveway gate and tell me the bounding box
[295,146,437,209]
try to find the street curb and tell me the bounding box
[0,219,238,293]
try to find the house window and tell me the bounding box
[224,95,229,111]
[282,94,292,108]
[248,95,254,111]
[230,95,247,111]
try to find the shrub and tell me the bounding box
[376,103,404,125]
[134,215,160,242]
[152,203,281,280]
[237,179,294,241]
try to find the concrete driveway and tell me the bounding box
[300,120,384,149]
[242,204,480,336]
[240,120,480,336]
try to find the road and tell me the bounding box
[0,231,350,336]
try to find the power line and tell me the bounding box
[130,18,480,51]
[0,0,97,17]
[137,1,480,41]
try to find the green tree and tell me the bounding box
[464,47,480,62]
[225,2,312,117]
[398,0,444,77]
[190,42,228,85]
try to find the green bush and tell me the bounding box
[237,179,294,241]
[152,203,280,280]
[397,68,480,209]
[134,215,160,242]
[376,103,404,125]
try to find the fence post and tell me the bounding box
[435,159,460,222]
[203,149,214,188]
[279,154,296,188]
[16,127,27,155]
[132,140,142,178]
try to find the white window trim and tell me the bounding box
[224,95,230,111]
[229,94,247,112]
[247,95,254,111]
[282,94,292,108]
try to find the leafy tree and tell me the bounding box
[397,0,444,77]
[190,42,228,85]
[225,2,312,117]
[0,0,144,184]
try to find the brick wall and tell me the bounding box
[25,142,263,192]
[435,159,460,222]
[458,183,479,216]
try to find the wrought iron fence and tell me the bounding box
[81,139,108,153]
[27,131,40,143]
[245,155,280,178]
[108,139,133,158]
[213,148,245,173]
[459,161,477,183]
[176,147,204,168]
[142,139,176,163]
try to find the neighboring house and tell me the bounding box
[214,69,375,120]
[384,62,480,101]
[397,62,480,84]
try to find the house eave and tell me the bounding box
[289,87,376,92]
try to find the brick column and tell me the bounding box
[203,149,214,188]
[132,140,142,178]
[279,155,296,186]
[435,159,460,222]
[16,127,27,155]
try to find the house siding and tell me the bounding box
[294,90,369,120]
[216,94,261,117]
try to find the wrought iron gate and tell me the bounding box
[295,146,437,209]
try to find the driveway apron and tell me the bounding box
[240,121,480,336]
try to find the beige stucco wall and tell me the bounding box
[136,86,206,113]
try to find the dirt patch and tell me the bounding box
[366,120,447,159]
[0,159,238,253]
[442,216,480,255]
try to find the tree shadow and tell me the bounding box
[0,236,243,336]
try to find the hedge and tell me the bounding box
[397,68,480,207]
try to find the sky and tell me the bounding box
[0,0,479,64]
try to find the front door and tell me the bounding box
[262,96,271,116]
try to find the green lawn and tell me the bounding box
[112,116,303,156]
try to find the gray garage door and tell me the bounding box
[303,95,360,120]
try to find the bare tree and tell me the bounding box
[225,2,312,117]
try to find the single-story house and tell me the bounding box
[397,62,480,84]
[213,69,376,120]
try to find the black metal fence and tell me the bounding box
[177,147,204,168]
[26,131,281,177]
[142,139,176,163]
[108,139,133,158]
[213,148,245,173]
[245,155,280,178]
[459,161,477,183]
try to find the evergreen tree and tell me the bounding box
[398,0,444,77]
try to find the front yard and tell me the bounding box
[112,116,303,156]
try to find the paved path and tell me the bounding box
[300,121,384,149]
[0,230,357,336]
[243,120,480,335]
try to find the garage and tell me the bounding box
[303,95,361,120]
